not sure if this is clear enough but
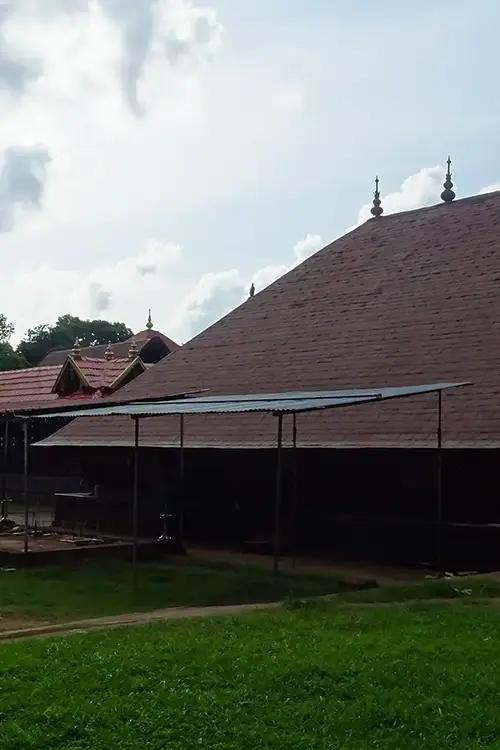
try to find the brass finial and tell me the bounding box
[128,338,139,359]
[370,176,383,218]
[146,309,153,330]
[249,282,255,298]
[72,337,81,360]
[441,156,456,203]
[104,342,114,361]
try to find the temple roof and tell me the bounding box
[39,190,500,448]
[40,330,179,367]
[0,356,145,415]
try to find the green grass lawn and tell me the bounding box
[0,559,352,622]
[1,600,500,749]
[331,576,500,604]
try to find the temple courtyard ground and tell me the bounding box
[2,559,500,748]
[2,595,500,749]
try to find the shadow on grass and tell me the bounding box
[285,577,500,611]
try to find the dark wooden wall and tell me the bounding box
[5,440,500,570]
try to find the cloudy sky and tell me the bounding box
[0,0,499,344]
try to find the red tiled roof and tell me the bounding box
[38,190,500,449]
[0,356,146,414]
[40,331,179,366]
[131,329,180,350]
[0,366,62,412]
[73,357,140,390]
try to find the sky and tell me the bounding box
[0,0,499,345]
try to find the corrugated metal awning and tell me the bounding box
[24,382,469,419]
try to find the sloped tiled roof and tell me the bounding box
[38,190,500,449]
[72,357,141,390]
[0,356,146,415]
[0,366,62,412]
[40,330,179,367]
[133,329,179,348]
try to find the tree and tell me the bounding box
[17,315,133,365]
[0,314,28,371]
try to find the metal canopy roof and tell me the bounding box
[25,382,469,419]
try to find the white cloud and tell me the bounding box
[0,0,223,116]
[252,263,286,292]
[132,238,182,275]
[0,145,50,231]
[100,0,223,114]
[356,166,444,224]
[293,233,323,262]
[89,282,112,313]
[272,88,305,112]
[175,232,324,340]
[248,233,323,294]
[178,268,242,336]
[6,238,182,342]
[479,183,500,195]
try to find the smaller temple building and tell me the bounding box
[0,340,147,415]
[0,319,179,516]
[40,312,179,367]
[0,338,148,489]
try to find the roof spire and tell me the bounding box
[72,337,81,360]
[146,309,153,330]
[128,338,139,359]
[104,341,114,361]
[249,282,255,298]
[441,156,456,203]
[370,176,383,218]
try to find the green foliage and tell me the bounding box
[16,314,133,365]
[0,314,28,371]
[1,603,500,748]
[0,342,28,371]
[0,313,14,343]
[0,560,344,621]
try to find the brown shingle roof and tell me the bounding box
[40,330,179,366]
[38,191,500,449]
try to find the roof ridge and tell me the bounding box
[361,188,500,223]
[0,365,61,375]
[80,356,131,362]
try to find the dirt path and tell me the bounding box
[0,601,280,642]
[2,594,499,643]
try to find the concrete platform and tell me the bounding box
[0,530,164,567]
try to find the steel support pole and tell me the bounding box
[178,413,185,552]
[291,413,298,569]
[1,419,8,516]
[436,390,443,572]
[23,419,29,554]
[132,417,140,585]
[273,413,284,580]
